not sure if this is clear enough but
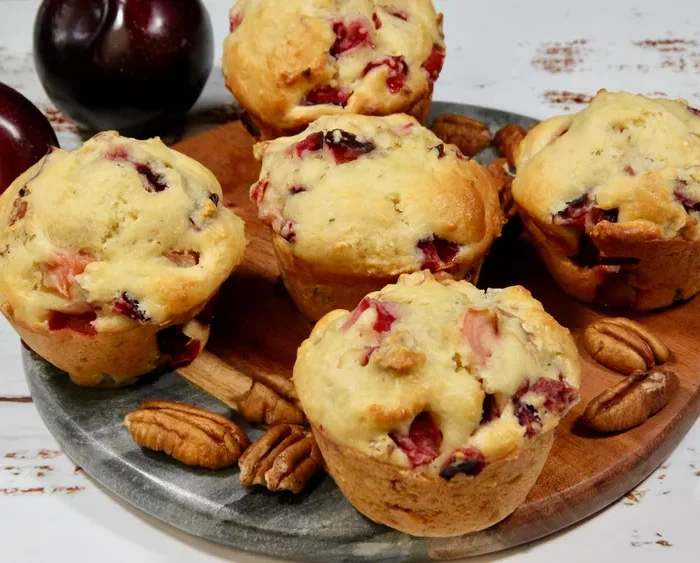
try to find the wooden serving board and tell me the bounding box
[23,103,700,562]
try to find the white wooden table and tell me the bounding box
[2,1,699,561]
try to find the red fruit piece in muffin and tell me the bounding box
[417,235,460,271]
[421,45,445,81]
[390,411,442,467]
[324,129,376,164]
[113,292,149,322]
[229,11,242,32]
[157,325,201,368]
[480,393,502,424]
[294,132,325,158]
[674,185,700,213]
[47,311,97,335]
[343,297,398,332]
[330,19,375,56]
[440,447,486,479]
[251,178,269,206]
[303,85,352,107]
[530,377,579,416]
[362,56,409,93]
[135,163,168,193]
[279,220,296,242]
[553,194,619,229]
[41,249,95,299]
[462,309,499,365]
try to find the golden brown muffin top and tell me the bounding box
[252,113,503,277]
[294,272,580,477]
[514,90,700,246]
[223,0,444,132]
[0,132,246,332]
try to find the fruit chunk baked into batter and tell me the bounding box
[223,0,445,136]
[0,131,246,385]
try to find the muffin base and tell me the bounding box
[313,426,554,537]
[250,93,434,141]
[5,306,210,387]
[272,234,484,322]
[521,216,700,311]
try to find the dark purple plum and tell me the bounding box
[33,0,214,136]
[0,81,58,194]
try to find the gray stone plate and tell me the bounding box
[23,103,539,563]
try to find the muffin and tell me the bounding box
[294,271,580,537]
[251,113,503,321]
[223,0,445,139]
[513,90,700,310]
[0,131,246,387]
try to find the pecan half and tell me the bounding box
[583,317,669,375]
[124,401,249,469]
[239,425,323,493]
[582,367,680,432]
[494,124,527,169]
[431,113,491,157]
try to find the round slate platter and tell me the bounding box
[24,347,429,563]
[22,104,548,563]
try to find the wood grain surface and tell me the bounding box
[172,120,700,557]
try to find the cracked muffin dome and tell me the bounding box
[293,271,580,536]
[252,113,503,320]
[514,90,700,310]
[0,131,246,386]
[223,0,445,138]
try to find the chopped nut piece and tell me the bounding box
[431,113,492,157]
[582,368,679,432]
[239,425,323,493]
[124,400,249,469]
[372,329,426,374]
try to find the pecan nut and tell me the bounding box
[494,124,527,169]
[583,317,669,375]
[582,367,680,432]
[372,329,427,374]
[239,424,323,493]
[124,400,250,469]
[431,113,492,157]
[485,157,516,218]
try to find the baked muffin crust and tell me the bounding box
[0,131,246,333]
[515,90,700,245]
[513,91,700,309]
[294,271,580,474]
[253,113,502,278]
[223,0,444,134]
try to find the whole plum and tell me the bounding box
[33,0,214,135]
[0,81,58,194]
